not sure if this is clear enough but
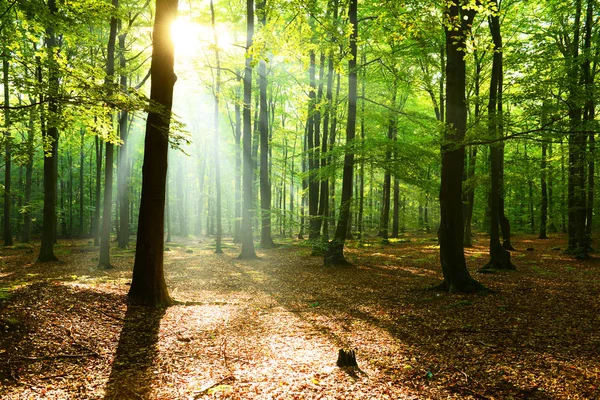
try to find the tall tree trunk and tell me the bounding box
[318,50,335,243]
[99,0,119,269]
[539,142,549,239]
[583,0,594,241]
[22,108,34,243]
[233,87,242,243]
[481,1,514,271]
[93,135,102,246]
[548,142,557,232]
[307,50,320,242]
[79,128,85,237]
[324,0,357,266]
[438,2,484,290]
[117,25,130,249]
[3,44,13,246]
[257,0,275,249]
[129,0,178,306]
[38,0,60,262]
[391,177,400,238]
[566,0,587,258]
[378,79,396,242]
[239,0,258,259]
[211,0,223,253]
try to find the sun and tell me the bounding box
[170,17,202,57]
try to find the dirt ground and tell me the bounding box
[0,233,599,399]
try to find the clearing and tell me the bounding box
[0,233,599,399]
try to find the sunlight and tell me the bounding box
[170,16,235,59]
[170,17,202,57]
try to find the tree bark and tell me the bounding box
[481,1,514,272]
[324,0,357,266]
[257,0,275,249]
[38,0,60,262]
[210,0,223,253]
[3,44,13,246]
[99,0,119,269]
[539,141,548,239]
[438,2,484,291]
[239,0,258,259]
[128,0,178,307]
[117,24,130,249]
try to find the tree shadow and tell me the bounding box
[103,304,166,400]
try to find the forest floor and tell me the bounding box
[0,232,598,399]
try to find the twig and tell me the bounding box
[18,353,97,361]
[193,375,234,398]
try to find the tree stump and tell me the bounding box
[336,349,358,367]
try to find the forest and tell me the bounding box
[0,0,599,398]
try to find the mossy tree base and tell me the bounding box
[324,241,352,267]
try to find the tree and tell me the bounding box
[324,0,357,266]
[2,33,12,246]
[210,0,223,254]
[128,0,178,306]
[98,0,119,269]
[238,0,257,259]
[38,0,61,262]
[257,0,276,249]
[437,1,484,292]
[481,0,515,272]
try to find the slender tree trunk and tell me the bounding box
[129,0,178,307]
[38,0,60,262]
[117,27,130,249]
[3,46,13,246]
[566,0,587,258]
[438,2,484,290]
[583,0,594,242]
[391,177,400,238]
[378,79,396,242]
[99,0,119,269]
[93,136,102,245]
[233,87,242,243]
[210,0,223,253]
[548,142,557,232]
[539,142,548,239]
[482,2,514,271]
[239,0,257,258]
[324,0,357,266]
[307,51,320,242]
[22,109,34,243]
[78,128,85,237]
[257,0,275,249]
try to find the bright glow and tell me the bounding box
[170,17,202,57]
[170,17,235,58]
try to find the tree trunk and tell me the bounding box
[3,46,13,246]
[233,87,242,243]
[438,2,484,291]
[99,0,119,269]
[22,109,34,243]
[583,0,594,242]
[378,80,396,242]
[566,0,588,258]
[481,2,514,272]
[117,26,130,249]
[539,142,548,239]
[128,0,178,307]
[93,136,102,246]
[38,0,60,262]
[324,0,357,266]
[257,0,275,249]
[210,0,223,253]
[238,0,258,259]
[307,50,320,242]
